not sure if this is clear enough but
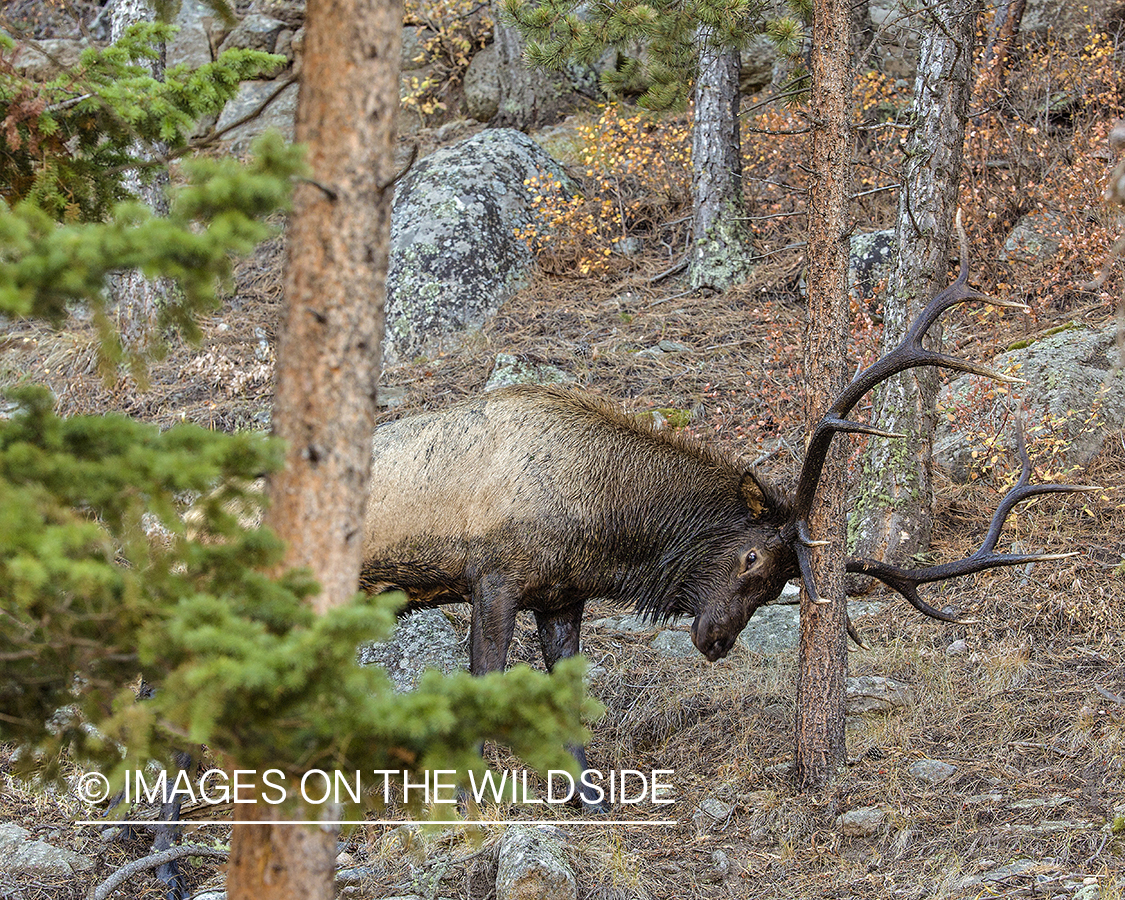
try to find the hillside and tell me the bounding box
[1,1,1123,898]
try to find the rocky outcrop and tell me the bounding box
[495,826,577,900]
[384,129,578,364]
[0,823,94,879]
[936,323,1124,481]
[357,609,468,692]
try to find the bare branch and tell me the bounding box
[90,843,229,900]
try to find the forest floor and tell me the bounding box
[1,126,1124,900]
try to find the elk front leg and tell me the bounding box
[468,573,519,676]
[535,605,606,814]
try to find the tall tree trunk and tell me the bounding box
[110,0,172,362]
[795,0,853,792]
[849,0,977,574]
[225,0,400,895]
[690,36,753,291]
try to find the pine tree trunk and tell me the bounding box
[849,0,977,575]
[225,0,400,894]
[110,0,171,361]
[983,0,1025,75]
[690,37,753,291]
[795,0,853,792]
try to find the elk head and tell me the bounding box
[693,212,1095,659]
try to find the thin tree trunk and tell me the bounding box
[849,0,977,574]
[226,0,400,894]
[110,0,172,361]
[690,36,753,291]
[795,0,853,792]
[982,0,1025,76]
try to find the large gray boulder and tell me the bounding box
[218,13,288,54]
[11,38,85,80]
[935,323,1124,481]
[384,129,577,364]
[168,0,223,70]
[214,78,299,154]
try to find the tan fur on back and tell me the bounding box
[364,385,741,555]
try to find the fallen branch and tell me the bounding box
[90,843,229,900]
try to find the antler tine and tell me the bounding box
[785,211,1094,615]
[844,558,977,623]
[845,418,1097,624]
[979,418,1102,555]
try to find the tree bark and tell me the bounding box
[690,36,753,292]
[982,0,1025,76]
[225,0,400,894]
[849,0,977,575]
[795,0,853,792]
[110,0,172,361]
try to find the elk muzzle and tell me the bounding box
[690,609,740,662]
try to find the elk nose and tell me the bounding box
[691,613,736,662]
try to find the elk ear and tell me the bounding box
[740,470,791,522]
[739,471,770,518]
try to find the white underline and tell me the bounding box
[76,819,679,827]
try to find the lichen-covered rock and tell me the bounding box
[402,25,437,71]
[250,0,306,29]
[495,826,577,900]
[218,13,288,54]
[935,323,1124,481]
[737,601,800,654]
[651,629,696,657]
[739,35,778,95]
[484,352,574,391]
[169,0,219,70]
[11,39,86,80]
[0,823,94,878]
[848,229,896,303]
[908,758,957,783]
[1000,210,1070,263]
[837,805,886,836]
[357,609,468,692]
[845,675,915,714]
[215,78,299,154]
[463,44,502,122]
[385,130,577,364]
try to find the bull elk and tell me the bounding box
[362,216,1092,809]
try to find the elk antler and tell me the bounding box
[845,420,1098,622]
[784,211,1095,612]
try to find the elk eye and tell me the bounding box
[738,550,759,578]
